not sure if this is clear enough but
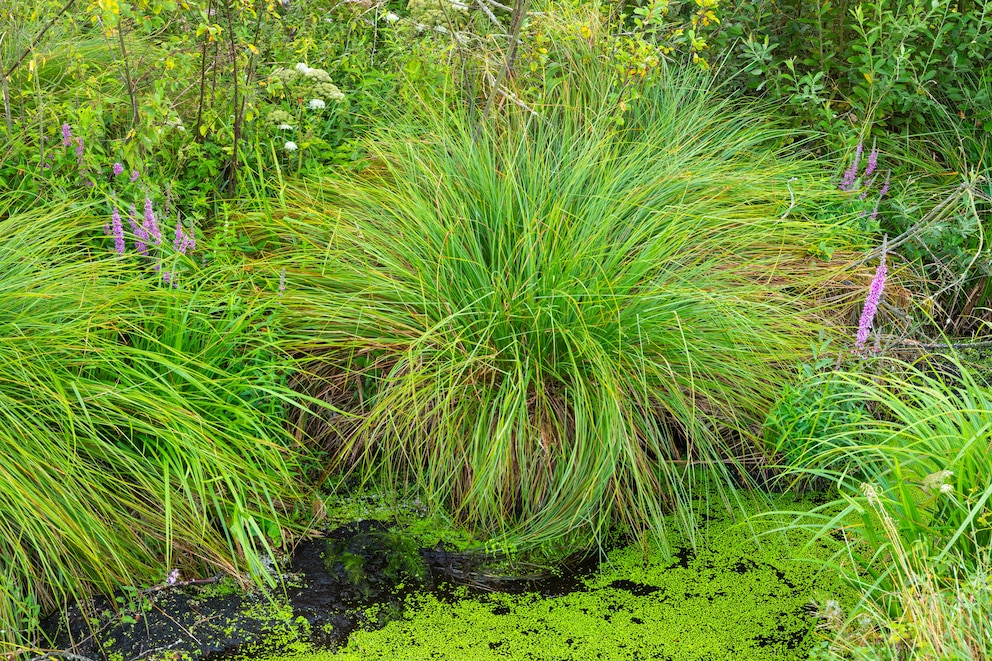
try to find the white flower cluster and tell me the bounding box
[923,470,954,493]
[295,62,334,84]
[284,141,298,152]
[308,98,326,111]
[312,81,345,102]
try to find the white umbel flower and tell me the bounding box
[277,123,294,130]
[385,11,399,22]
[940,483,954,495]
[284,141,298,152]
[308,98,326,110]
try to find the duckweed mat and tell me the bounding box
[42,493,849,661]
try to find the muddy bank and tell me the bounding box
[41,493,848,661]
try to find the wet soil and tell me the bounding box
[40,494,844,661]
[39,520,601,661]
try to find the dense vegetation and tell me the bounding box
[1,0,990,659]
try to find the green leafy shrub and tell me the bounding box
[764,337,871,472]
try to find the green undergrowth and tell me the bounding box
[239,492,854,661]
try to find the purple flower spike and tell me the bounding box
[864,146,878,178]
[130,170,140,183]
[61,123,72,147]
[144,196,161,245]
[878,171,890,198]
[75,137,85,159]
[129,204,149,255]
[840,140,864,192]
[174,219,184,252]
[111,206,126,256]
[855,238,887,354]
[112,163,124,177]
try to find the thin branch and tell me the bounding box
[481,0,513,11]
[850,182,969,268]
[2,0,78,79]
[484,72,538,117]
[476,0,504,29]
[29,654,98,661]
[193,0,212,143]
[222,0,240,195]
[893,338,992,350]
[117,21,139,129]
[472,0,530,143]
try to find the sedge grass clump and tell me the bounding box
[0,199,312,656]
[253,60,871,552]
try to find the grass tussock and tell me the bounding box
[242,57,872,551]
[0,200,310,655]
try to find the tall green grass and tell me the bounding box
[768,355,992,659]
[0,199,310,655]
[240,55,871,552]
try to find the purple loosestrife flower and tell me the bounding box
[174,219,184,252]
[864,145,878,179]
[840,140,864,192]
[173,215,195,255]
[166,569,179,585]
[75,137,85,159]
[130,170,140,183]
[129,204,149,255]
[61,123,72,147]
[111,206,126,256]
[878,171,890,198]
[855,238,887,354]
[112,162,124,177]
[144,196,161,245]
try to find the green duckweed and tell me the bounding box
[244,493,853,661]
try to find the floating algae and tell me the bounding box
[240,493,852,661]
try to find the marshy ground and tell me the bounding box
[43,492,847,661]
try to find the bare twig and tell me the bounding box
[28,653,98,661]
[2,0,78,79]
[476,0,504,29]
[850,182,969,268]
[893,337,992,350]
[193,0,213,143]
[139,573,225,596]
[484,72,538,117]
[222,0,240,195]
[130,641,184,661]
[472,0,530,143]
[117,22,139,129]
[0,33,11,133]
[481,0,512,11]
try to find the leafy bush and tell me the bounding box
[239,46,871,553]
